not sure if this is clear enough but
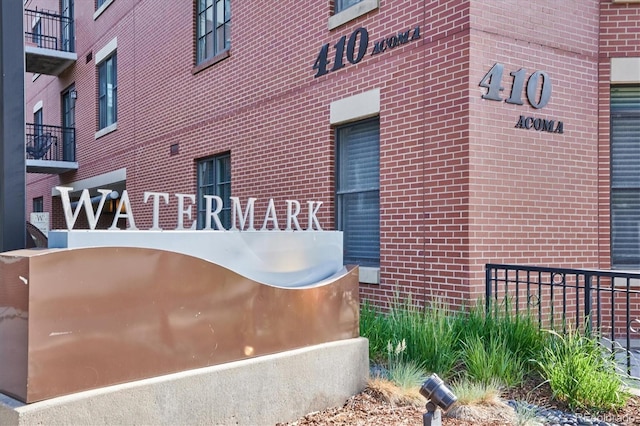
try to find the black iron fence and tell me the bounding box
[486,264,640,375]
[26,123,76,162]
[24,8,74,52]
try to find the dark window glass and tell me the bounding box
[197,153,231,229]
[336,119,380,266]
[33,109,43,140]
[611,86,640,268]
[62,86,76,161]
[335,0,363,13]
[32,20,42,47]
[196,0,231,64]
[61,0,74,52]
[98,54,117,130]
[33,109,43,128]
[33,197,44,213]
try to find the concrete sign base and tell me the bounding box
[0,338,369,426]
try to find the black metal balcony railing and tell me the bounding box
[26,123,75,162]
[24,8,74,53]
[486,264,640,376]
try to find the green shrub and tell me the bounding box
[455,300,547,378]
[537,329,630,412]
[360,299,391,363]
[462,334,524,387]
[386,298,459,378]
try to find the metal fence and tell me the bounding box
[26,123,76,162]
[24,8,74,52]
[486,263,640,375]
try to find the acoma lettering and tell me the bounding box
[515,115,564,134]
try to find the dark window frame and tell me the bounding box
[195,0,231,65]
[98,53,117,130]
[611,85,640,269]
[33,196,44,213]
[31,19,42,47]
[335,118,380,267]
[33,108,43,140]
[197,152,231,230]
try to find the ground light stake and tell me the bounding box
[419,374,457,426]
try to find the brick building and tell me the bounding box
[23,0,640,307]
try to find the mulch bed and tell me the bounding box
[281,380,640,426]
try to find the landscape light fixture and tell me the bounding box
[419,373,457,426]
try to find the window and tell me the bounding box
[33,197,44,213]
[196,0,231,64]
[329,0,378,31]
[611,86,640,268]
[197,153,231,229]
[33,108,43,128]
[33,108,43,141]
[62,85,76,161]
[98,54,117,129]
[335,0,362,13]
[32,19,42,47]
[94,0,114,19]
[61,0,74,52]
[336,119,380,266]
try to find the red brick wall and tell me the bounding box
[23,1,638,311]
[467,0,601,302]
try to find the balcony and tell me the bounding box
[24,8,76,76]
[26,123,78,174]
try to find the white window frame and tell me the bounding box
[94,0,115,20]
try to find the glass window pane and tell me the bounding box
[216,1,224,26]
[336,119,380,266]
[98,64,106,96]
[112,55,117,82]
[216,26,225,54]
[206,31,214,58]
[197,0,230,63]
[217,156,230,182]
[198,12,206,38]
[224,22,231,49]
[98,55,117,129]
[197,154,231,230]
[612,190,640,267]
[611,87,640,268]
[206,6,214,33]
[336,0,362,13]
[197,38,206,62]
[340,191,379,265]
[112,87,117,124]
